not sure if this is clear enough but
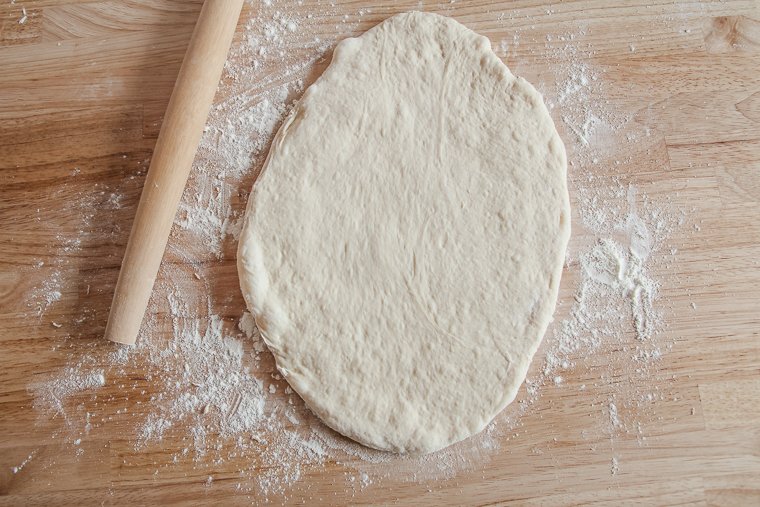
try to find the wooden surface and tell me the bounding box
[1,1,759,505]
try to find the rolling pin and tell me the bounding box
[105,0,245,345]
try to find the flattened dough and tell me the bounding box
[238,11,570,454]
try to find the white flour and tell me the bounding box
[32,369,105,417]
[24,3,690,501]
[11,451,36,474]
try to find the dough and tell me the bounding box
[238,11,570,454]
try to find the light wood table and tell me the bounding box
[1,1,759,505]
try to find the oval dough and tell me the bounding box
[238,11,570,454]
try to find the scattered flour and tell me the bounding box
[32,370,105,417]
[11,451,36,474]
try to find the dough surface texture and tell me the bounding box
[238,11,570,454]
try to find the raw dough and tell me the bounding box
[238,11,570,454]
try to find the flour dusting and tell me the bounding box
[32,370,105,417]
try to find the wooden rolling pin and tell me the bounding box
[105,0,245,345]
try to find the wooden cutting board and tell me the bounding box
[1,1,759,505]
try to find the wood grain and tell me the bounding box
[1,0,759,505]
